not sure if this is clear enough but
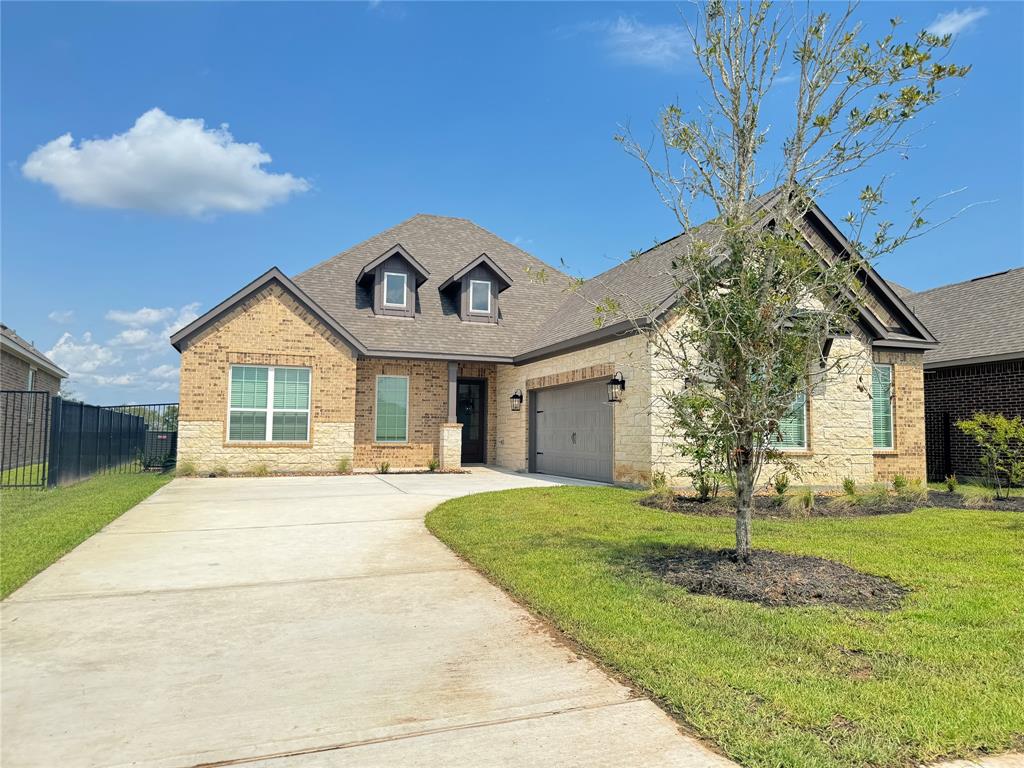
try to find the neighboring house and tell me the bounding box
[171,205,935,486]
[892,268,1024,481]
[1,323,68,470]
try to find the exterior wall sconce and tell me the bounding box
[607,372,626,403]
[510,389,524,411]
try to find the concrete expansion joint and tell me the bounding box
[105,516,427,535]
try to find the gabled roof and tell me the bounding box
[894,267,1024,368]
[0,324,68,379]
[355,243,430,286]
[169,267,366,354]
[437,253,514,293]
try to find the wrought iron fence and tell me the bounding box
[0,393,178,489]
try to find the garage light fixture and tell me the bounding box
[510,389,524,412]
[607,372,626,403]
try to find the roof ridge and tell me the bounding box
[294,213,427,280]
[913,266,1024,296]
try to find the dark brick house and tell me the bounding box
[893,269,1024,481]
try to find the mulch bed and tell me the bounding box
[645,548,908,610]
[639,490,1024,517]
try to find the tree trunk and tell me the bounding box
[734,443,754,563]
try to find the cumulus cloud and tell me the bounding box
[927,7,988,36]
[148,364,179,381]
[106,306,177,326]
[579,17,689,70]
[110,328,158,348]
[48,309,75,324]
[47,331,121,374]
[22,108,310,217]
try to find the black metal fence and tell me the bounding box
[0,392,178,489]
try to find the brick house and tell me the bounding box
[892,268,1024,481]
[171,203,935,486]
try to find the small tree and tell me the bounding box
[602,1,970,560]
[667,390,729,500]
[957,412,1024,499]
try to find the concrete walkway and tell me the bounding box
[1,469,734,768]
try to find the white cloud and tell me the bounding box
[164,303,201,336]
[581,17,689,70]
[927,7,988,36]
[110,328,158,348]
[48,309,74,324]
[47,331,121,374]
[148,364,179,381]
[106,306,177,326]
[22,108,310,217]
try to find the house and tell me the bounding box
[171,205,935,486]
[1,323,67,394]
[892,268,1024,481]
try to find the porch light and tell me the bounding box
[510,389,523,412]
[607,372,626,403]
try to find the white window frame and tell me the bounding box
[26,367,36,391]
[227,364,311,443]
[383,271,408,308]
[872,363,894,450]
[374,374,409,443]
[775,391,808,451]
[469,280,491,314]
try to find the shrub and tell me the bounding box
[209,465,229,478]
[644,486,677,511]
[667,392,728,501]
[861,484,892,506]
[773,473,790,496]
[336,457,351,474]
[784,487,815,515]
[842,477,857,498]
[959,484,996,507]
[956,412,1024,500]
[377,461,391,474]
[650,470,668,489]
[427,458,440,472]
[175,461,196,477]
[249,463,269,477]
[900,478,929,505]
[944,474,959,493]
[891,475,908,492]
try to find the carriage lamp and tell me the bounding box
[510,389,524,412]
[607,372,626,403]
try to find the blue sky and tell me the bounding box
[2,1,1021,403]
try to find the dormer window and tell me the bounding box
[469,280,491,314]
[438,253,512,324]
[384,272,408,308]
[356,244,429,318]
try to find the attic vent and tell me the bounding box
[970,270,1009,282]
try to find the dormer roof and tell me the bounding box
[355,243,430,287]
[437,253,513,293]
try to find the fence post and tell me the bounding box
[46,396,63,488]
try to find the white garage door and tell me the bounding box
[532,380,613,483]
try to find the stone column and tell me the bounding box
[439,423,462,471]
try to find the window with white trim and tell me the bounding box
[375,375,408,442]
[469,280,491,314]
[27,367,35,391]
[872,363,894,449]
[383,272,407,308]
[772,391,807,450]
[228,365,310,442]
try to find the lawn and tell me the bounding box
[427,487,1024,768]
[1,471,172,598]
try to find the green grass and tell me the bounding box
[427,487,1024,768]
[1,472,172,598]
[0,462,47,487]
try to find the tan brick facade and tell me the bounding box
[177,284,357,473]
[872,349,927,483]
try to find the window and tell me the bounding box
[872,363,893,449]
[375,375,408,442]
[773,392,807,450]
[469,280,491,314]
[228,365,310,442]
[383,272,407,308]
[26,367,35,391]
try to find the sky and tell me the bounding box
[2,1,1022,404]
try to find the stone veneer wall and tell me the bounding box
[495,333,651,484]
[177,284,357,473]
[353,358,448,469]
[873,349,926,483]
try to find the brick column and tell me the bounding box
[439,423,462,471]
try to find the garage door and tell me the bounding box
[532,380,613,482]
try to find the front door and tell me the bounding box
[457,379,486,463]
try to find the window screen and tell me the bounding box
[375,375,408,442]
[872,363,893,449]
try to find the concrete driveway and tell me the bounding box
[2,468,733,768]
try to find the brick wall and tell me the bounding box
[458,362,497,463]
[176,283,357,473]
[923,359,1024,481]
[870,349,926,483]
[1,351,61,394]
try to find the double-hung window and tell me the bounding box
[383,272,407,308]
[872,363,894,449]
[773,391,808,450]
[375,375,408,442]
[469,280,491,314]
[228,365,310,442]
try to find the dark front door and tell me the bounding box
[457,379,486,463]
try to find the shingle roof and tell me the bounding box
[294,214,575,359]
[0,323,68,378]
[896,268,1024,367]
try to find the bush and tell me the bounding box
[377,461,391,474]
[337,457,351,474]
[891,475,908,492]
[175,461,196,477]
[842,477,857,498]
[427,458,440,472]
[773,473,790,496]
[900,479,929,505]
[959,484,996,507]
[956,412,1024,500]
[650,470,669,489]
[944,474,959,493]
[249,463,269,477]
[644,486,677,511]
[784,487,815,515]
[861,484,892,506]
[209,465,229,478]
